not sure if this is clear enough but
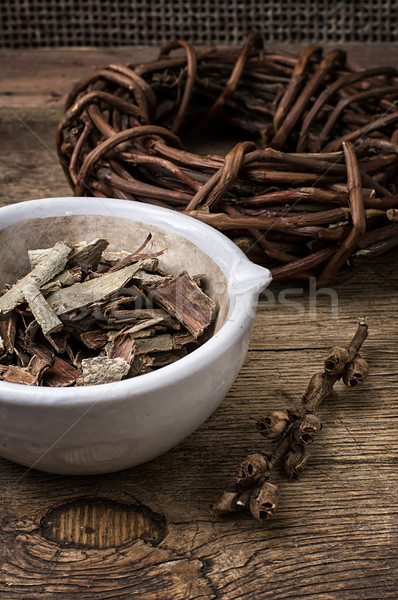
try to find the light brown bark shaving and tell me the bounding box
[151,271,215,338]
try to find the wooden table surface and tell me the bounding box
[0,46,397,600]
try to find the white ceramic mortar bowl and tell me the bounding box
[0,197,271,474]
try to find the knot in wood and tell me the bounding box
[40,498,166,549]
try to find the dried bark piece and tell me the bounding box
[81,356,130,385]
[100,250,131,266]
[65,342,77,366]
[120,316,164,336]
[1,365,37,386]
[108,251,164,273]
[107,234,164,273]
[150,348,188,367]
[134,334,174,355]
[106,308,180,329]
[27,354,52,383]
[63,315,97,330]
[28,245,79,269]
[134,332,195,355]
[23,337,54,363]
[28,249,49,268]
[96,321,135,331]
[20,319,37,341]
[128,354,154,376]
[92,296,134,317]
[101,256,158,273]
[43,357,82,387]
[14,344,31,368]
[46,261,144,316]
[80,329,109,349]
[68,346,97,369]
[106,334,135,364]
[0,311,17,356]
[40,280,61,294]
[151,271,215,338]
[171,332,197,348]
[68,238,109,270]
[59,266,84,285]
[45,329,69,354]
[91,286,146,319]
[0,242,73,315]
[140,258,159,273]
[132,270,173,290]
[42,267,83,293]
[22,279,63,336]
[130,328,157,339]
[107,285,146,310]
[29,240,107,271]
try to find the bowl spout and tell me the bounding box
[228,259,272,296]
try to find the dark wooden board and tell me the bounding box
[0,46,397,600]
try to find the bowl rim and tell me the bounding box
[0,197,271,405]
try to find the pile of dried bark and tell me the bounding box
[0,235,215,386]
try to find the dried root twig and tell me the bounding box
[213,320,369,521]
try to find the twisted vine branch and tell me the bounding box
[57,34,398,284]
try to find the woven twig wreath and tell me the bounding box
[57,32,398,285]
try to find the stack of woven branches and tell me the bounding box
[57,31,398,284]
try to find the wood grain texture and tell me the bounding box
[0,46,397,600]
[40,498,166,548]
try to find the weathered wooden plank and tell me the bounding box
[0,46,397,600]
[0,122,71,206]
[0,47,158,116]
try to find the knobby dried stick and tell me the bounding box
[317,142,366,288]
[298,66,397,152]
[273,45,321,132]
[271,49,346,149]
[213,320,369,522]
[188,207,350,230]
[193,30,261,133]
[158,40,198,134]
